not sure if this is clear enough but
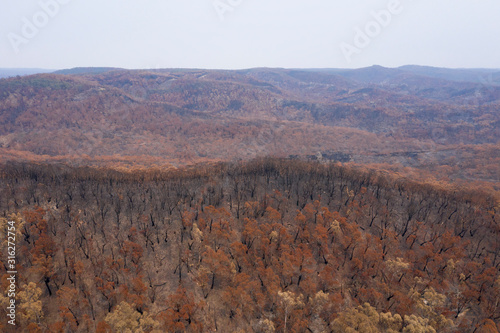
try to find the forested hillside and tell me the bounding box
[0,159,498,332]
[0,66,499,331]
[0,66,498,192]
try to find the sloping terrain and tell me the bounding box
[0,66,499,332]
[0,159,498,332]
[0,66,498,189]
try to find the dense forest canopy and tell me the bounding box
[0,159,498,332]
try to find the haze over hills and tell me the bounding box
[0,65,498,189]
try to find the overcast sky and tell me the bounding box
[1,0,499,70]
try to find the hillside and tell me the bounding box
[0,159,498,332]
[0,66,498,190]
[0,66,499,331]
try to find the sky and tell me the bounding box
[1,0,500,70]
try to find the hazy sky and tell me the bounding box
[1,0,499,70]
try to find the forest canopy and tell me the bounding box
[0,158,498,332]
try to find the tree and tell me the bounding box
[410,287,454,331]
[159,286,203,333]
[330,303,402,333]
[277,291,304,333]
[402,315,436,333]
[475,319,499,333]
[105,301,161,333]
[18,282,43,328]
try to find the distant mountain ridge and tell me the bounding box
[282,65,500,84]
[0,68,54,79]
[3,64,499,83]
[398,65,500,84]
[53,67,123,75]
